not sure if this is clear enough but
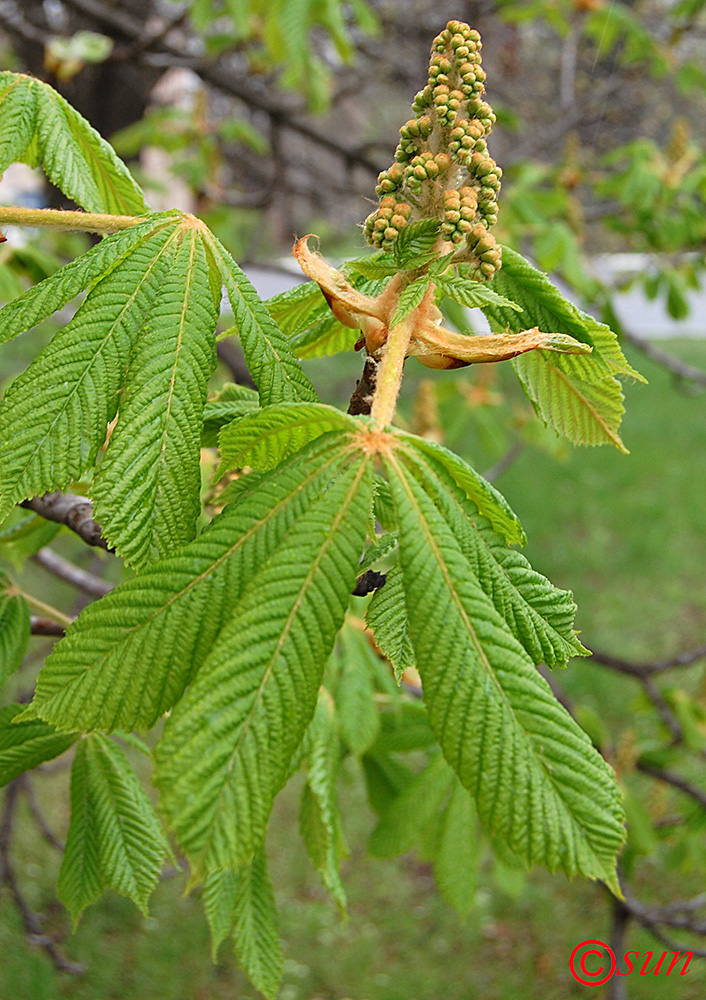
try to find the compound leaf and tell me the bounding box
[384,453,625,888]
[19,436,350,734]
[154,454,372,876]
[231,852,283,1000]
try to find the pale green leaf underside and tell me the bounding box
[92,230,220,566]
[154,454,372,875]
[218,402,359,473]
[20,436,351,734]
[0,72,147,214]
[205,235,317,405]
[385,453,625,886]
[0,704,76,787]
[58,734,168,922]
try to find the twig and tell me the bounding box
[0,779,83,974]
[0,1,50,45]
[636,761,706,812]
[621,328,706,389]
[588,644,706,677]
[21,779,65,852]
[642,675,682,744]
[32,548,113,598]
[607,897,630,999]
[20,492,110,550]
[61,0,383,177]
[30,616,67,637]
[348,354,380,416]
[482,441,524,482]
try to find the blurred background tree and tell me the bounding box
[1,2,706,999]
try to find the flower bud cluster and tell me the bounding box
[363,20,502,280]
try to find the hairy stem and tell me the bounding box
[370,315,414,429]
[0,205,144,234]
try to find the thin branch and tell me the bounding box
[0,779,83,974]
[588,644,706,677]
[642,675,682,744]
[21,492,111,550]
[0,1,51,45]
[216,341,257,389]
[621,328,706,389]
[482,441,524,482]
[30,616,67,637]
[636,761,706,812]
[61,0,383,176]
[348,354,380,416]
[607,897,630,1000]
[32,548,113,598]
[21,779,65,852]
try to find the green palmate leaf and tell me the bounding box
[366,563,414,681]
[0,572,29,687]
[392,431,526,545]
[58,734,168,923]
[391,277,432,326]
[482,246,644,451]
[265,280,329,336]
[383,453,626,888]
[434,781,481,918]
[219,403,358,474]
[204,235,317,405]
[0,704,76,787]
[0,72,147,214]
[154,453,373,876]
[0,221,181,526]
[335,626,381,756]
[299,689,347,910]
[369,751,454,858]
[202,384,259,447]
[436,274,523,313]
[0,216,175,347]
[512,350,630,453]
[20,436,350,733]
[399,448,588,667]
[91,228,220,566]
[231,853,283,1000]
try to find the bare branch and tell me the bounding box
[32,547,113,598]
[30,616,67,637]
[621,328,706,389]
[21,493,111,550]
[0,779,83,974]
[21,779,65,852]
[636,761,706,812]
[216,341,257,389]
[348,354,380,417]
[588,644,706,677]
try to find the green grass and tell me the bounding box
[1,340,706,999]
